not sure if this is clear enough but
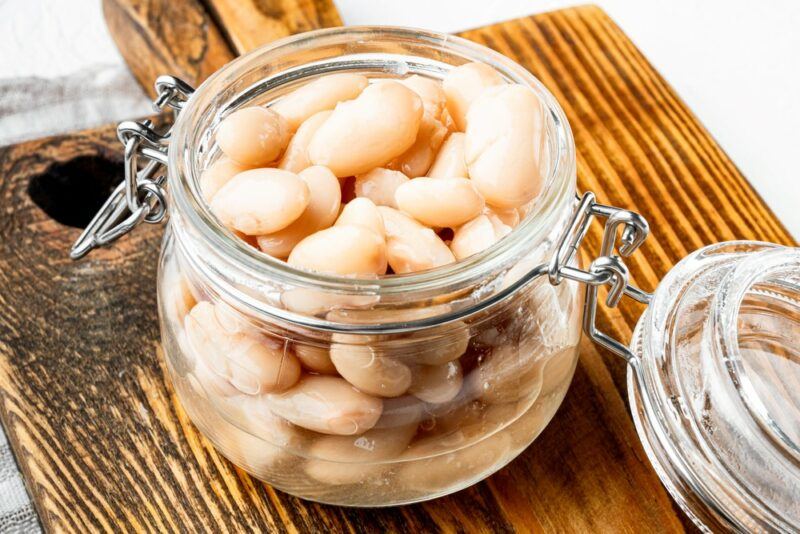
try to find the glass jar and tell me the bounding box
[629,242,800,531]
[154,27,583,506]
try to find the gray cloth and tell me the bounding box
[0,63,151,147]
[0,431,39,533]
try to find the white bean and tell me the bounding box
[466,343,544,404]
[401,74,446,119]
[408,360,463,404]
[184,302,302,394]
[387,112,448,178]
[449,213,511,260]
[378,206,455,273]
[465,84,544,208]
[293,343,337,375]
[216,106,290,166]
[442,62,505,131]
[256,166,340,258]
[395,177,484,228]
[272,73,368,132]
[304,422,417,485]
[330,343,413,398]
[354,168,409,209]
[211,168,310,235]
[278,110,332,173]
[328,305,469,366]
[288,225,387,275]
[427,133,467,179]
[199,157,252,202]
[334,197,385,237]
[309,81,423,176]
[397,431,513,492]
[266,375,383,435]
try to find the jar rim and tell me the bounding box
[168,25,575,300]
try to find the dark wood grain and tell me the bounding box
[102,0,235,98]
[0,5,794,532]
[202,0,343,54]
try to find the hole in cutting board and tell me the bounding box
[27,155,124,228]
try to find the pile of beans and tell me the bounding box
[201,62,545,273]
[163,62,580,504]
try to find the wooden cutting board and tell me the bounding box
[0,2,794,532]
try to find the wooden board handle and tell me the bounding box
[202,0,343,54]
[103,0,343,99]
[102,0,235,98]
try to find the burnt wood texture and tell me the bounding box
[0,3,795,532]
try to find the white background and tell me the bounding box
[0,0,797,239]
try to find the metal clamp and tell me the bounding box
[70,76,195,259]
[550,192,652,363]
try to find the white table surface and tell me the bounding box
[0,0,797,529]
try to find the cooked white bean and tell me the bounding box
[216,106,290,166]
[397,431,512,492]
[294,343,338,375]
[184,302,302,394]
[395,177,484,228]
[162,263,196,325]
[465,84,544,208]
[225,335,302,395]
[427,133,467,179]
[272,73,368,132]
[330,343,412,398]
[408,360,463,404]
[308,81,423,176]
[280,288,379,316]
[401,74,446,119]
[266,375,383,435]
[305,422,417,485]
[213,300,260,337]
[334,197,385,237]
[354,168,409,209]
[211,168,310,235]
[485,205,520,228]
[449,213,511,260]
[256,166,340,258]
[387,112,448,178]
[467,343,544,404]
[378,206,455,273]
[191,353,241,398]
[288,225,387,275]
[183,301,231,375]
[199,157,252,202]
[278,110,332,173]
[227,397,305,470]
[328,305,469,366]
[540,346,579,398]
[442,62,505,131]
[376,395,426,428]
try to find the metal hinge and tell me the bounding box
[550,192,652,363]
[70,76,195,259]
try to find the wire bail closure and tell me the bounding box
[69,76,195,259]
[549,191,652,363]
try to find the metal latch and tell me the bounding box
[70,76,195,259]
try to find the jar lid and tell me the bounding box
[629,241,800,531]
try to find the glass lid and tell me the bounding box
[628,241,800,533]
